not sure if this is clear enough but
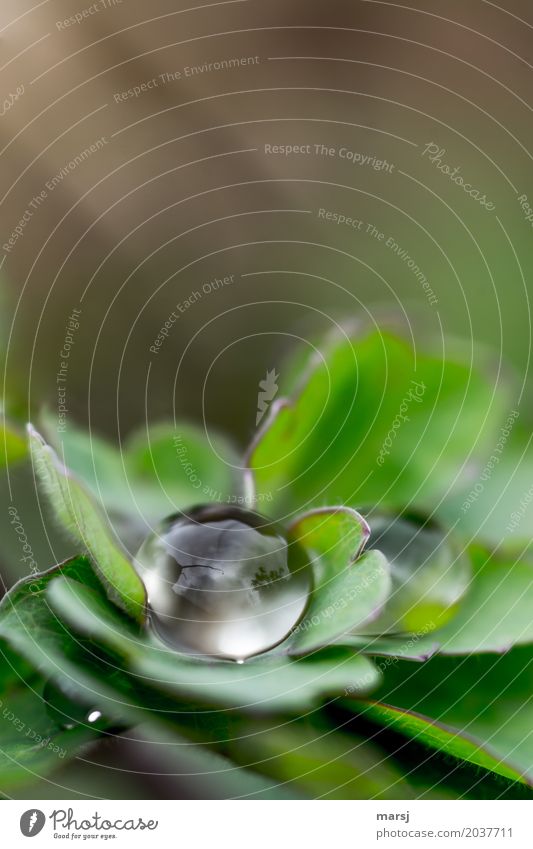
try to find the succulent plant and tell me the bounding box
[1,328,532,799]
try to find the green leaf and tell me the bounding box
[40,411,133,517]
[41,413,241,526]
[0,555,117,666]
[0,563,376,796]
[246,329,508,520]
[349,646,533,785]
[0,558,125,789]
[0,557,149,738]
[221,710,526,800]
[0,667,101,789]
[274,507,391,655]
[358,514,470,635]
[47,576,381,713]
[3,553,522,798]
[126,421,240,514]
[352,700,524,785]
[1,553,104,607]
[422,548,533,655]
[225,717,445,800]
[0,416,26,466]
[346,547,533,658]
[27,425,146,623]
[3,556,377,724]
[438,424,533,549]
[1,566,138,734]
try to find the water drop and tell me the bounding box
[87,710,103,724]
[135,504,312,661]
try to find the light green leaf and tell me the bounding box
[126,421,240,513]
[41,413,241,526]
[0,558,155,749]
[246,329,508,520]
[40,410,132,516]
[438,424,533,549]
[0,560,383,796]
[28,425,146,623]
[0,416,26,466]
[275,507,391,655]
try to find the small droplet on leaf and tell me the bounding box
[43,681,109,732]
[87,710,103,724]
[135,505,312,661]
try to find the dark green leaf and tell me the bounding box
[225,716,457,800]
[0,668,100,789]
[0,560,122,789]
[349,646,533,785]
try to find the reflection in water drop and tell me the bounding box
[135,505,312,661]
[365,512,470,633]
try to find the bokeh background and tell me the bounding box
[1,0,532,798]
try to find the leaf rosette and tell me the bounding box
[1,328,532,797]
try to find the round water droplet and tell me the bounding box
[135,505,312,661]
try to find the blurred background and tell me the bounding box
[0,0,532,798]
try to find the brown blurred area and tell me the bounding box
[1,0,532,445]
